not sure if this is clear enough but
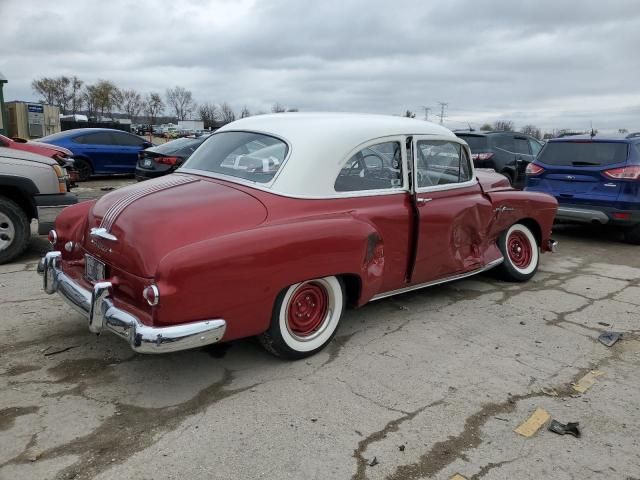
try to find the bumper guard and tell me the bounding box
[38,251,226,354]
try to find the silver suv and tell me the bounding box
[0,147,77,263]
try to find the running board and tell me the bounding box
[370,257,504,301]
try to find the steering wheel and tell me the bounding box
[360,152,386,175]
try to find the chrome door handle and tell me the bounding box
[416,197,432,205]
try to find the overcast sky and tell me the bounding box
[1,0,639,132]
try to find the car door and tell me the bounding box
[73,132,115,173]
[109,132,150,173]
[410,136,494,284]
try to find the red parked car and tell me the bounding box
[39,114,558,358]
[0,134,79,185]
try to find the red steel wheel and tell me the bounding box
[507,230,533,269]
[286,282,329,337]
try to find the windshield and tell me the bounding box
[182,132,288,183]
[538,141,628,166]
[152,137,205,156]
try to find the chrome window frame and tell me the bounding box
[413,135,477,193]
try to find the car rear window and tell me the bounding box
[151,138,204,156]
[538,142,629,166]
[181,132,288,183]
[457,135,488,151]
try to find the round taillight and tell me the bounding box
[64,241,74,252]
[143,285,159,306]
[48,230,58,245]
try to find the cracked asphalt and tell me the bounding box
[1,178,639,480]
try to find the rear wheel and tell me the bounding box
[623,224,640,245]
[0,197,31,265]
[74,158,92,181]
[496,223,539,282]
[259,276,345,359]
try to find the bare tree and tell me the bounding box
[520,124,542,140]
[120,89,144,122]
[166,86,196,121]
[217,102,236,125]
[83,84,99,118]
[32,76,73,113]
[493,120,514,132]
[144,92,165,125]
[199,102,219,129]
[31,77,58,105]
[240,106,251,118]
[271,103,286,113]
[480,123,493,131]
[87,80,121,119]
[619,128,629,134]
[404,110,416,118]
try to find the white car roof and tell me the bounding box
[216,113,458,197]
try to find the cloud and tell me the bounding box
[1,0,639,131]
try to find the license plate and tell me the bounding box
[143,159,153,168]
[85,255,105,282]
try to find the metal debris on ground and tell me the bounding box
[514,407,551,437]
[572,370,604,394]
[100,186,115,191]
[541,387,559,396]
[398,444,405,451]
[368,456,378,467]
[548,420,581,438]
[598,332,622,347]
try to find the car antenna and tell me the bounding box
[590,121,596,138]
[467,122,475,132]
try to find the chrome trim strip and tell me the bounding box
[370,257,504,301]
[38,252,227,354]
[100,176,196,232]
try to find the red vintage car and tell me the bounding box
[39,114,557,358]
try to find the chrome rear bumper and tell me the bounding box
[38,251,226,354]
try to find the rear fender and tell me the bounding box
[155,214,383,340]
[485,190,557,251]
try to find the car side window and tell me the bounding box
[529,138,542,156]
[415,140,471,188]
[514,137,531,155]
[80,133,113,145]
[494,135,515,153]
[112,132,146,147]
[334,141,403,192]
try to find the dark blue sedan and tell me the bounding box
[37,128,153,180]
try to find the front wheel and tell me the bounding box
[259,276,345,359]
[74,158,92,181]
[496,223,539,282]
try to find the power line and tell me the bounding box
[421,106,431,121]
[437,102,448,125]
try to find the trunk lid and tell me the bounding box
[84,174,268,277]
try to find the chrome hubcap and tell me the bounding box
[0,213,15,252]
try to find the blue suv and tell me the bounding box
[525,133,640,243]
[38,128,152,181]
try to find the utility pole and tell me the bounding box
[437,102,448,125]
[422,106,431,121]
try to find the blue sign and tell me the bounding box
[28,104,44,113]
